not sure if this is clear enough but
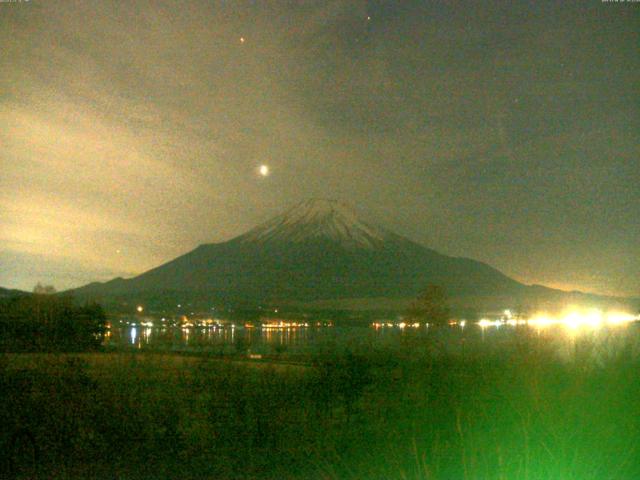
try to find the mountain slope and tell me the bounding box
[70,199,526,307]
[0,286,30,299]
[70,199,629,312]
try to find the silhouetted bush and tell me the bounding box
[0,295,106,352]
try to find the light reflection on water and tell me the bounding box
[105,322,640,361]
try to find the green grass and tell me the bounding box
[1,331,639,479]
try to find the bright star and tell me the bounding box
[259,165,269,176]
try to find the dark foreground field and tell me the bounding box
[1,333,639,479]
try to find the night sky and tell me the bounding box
[1,1,638,296]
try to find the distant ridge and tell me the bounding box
[0,286,30,298]
[68,199,632,312]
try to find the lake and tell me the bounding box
[104,317,640,362]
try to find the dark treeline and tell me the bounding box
[0,294,106,352]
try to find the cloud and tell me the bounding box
[0,0,638,295]
[0,248,134,292]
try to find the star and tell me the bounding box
[259,165,270,176]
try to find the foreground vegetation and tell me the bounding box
[0,293,106,352]
[1,330,639,479]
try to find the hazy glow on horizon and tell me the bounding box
[478,309,639,331]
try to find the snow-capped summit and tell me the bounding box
[238,199,390,249]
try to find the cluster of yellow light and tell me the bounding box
[448,320,467,327]
[192,319,226,328]
[606,312,638,325]
[478,318,501,328]
[372,322,422,329]
[372,322,392,328]
[529,310,638,330]
[477,309,638,330]
[261,321,309,329]
[478,310,527,327]
[314,321,334,327]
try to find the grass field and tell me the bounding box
[1,331,639,479]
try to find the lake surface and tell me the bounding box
[104,319,640,362]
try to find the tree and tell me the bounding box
[406,284,451,326]
[0,295,106,352]
[33,283,57,295]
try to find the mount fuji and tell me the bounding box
[69,199,619,312]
